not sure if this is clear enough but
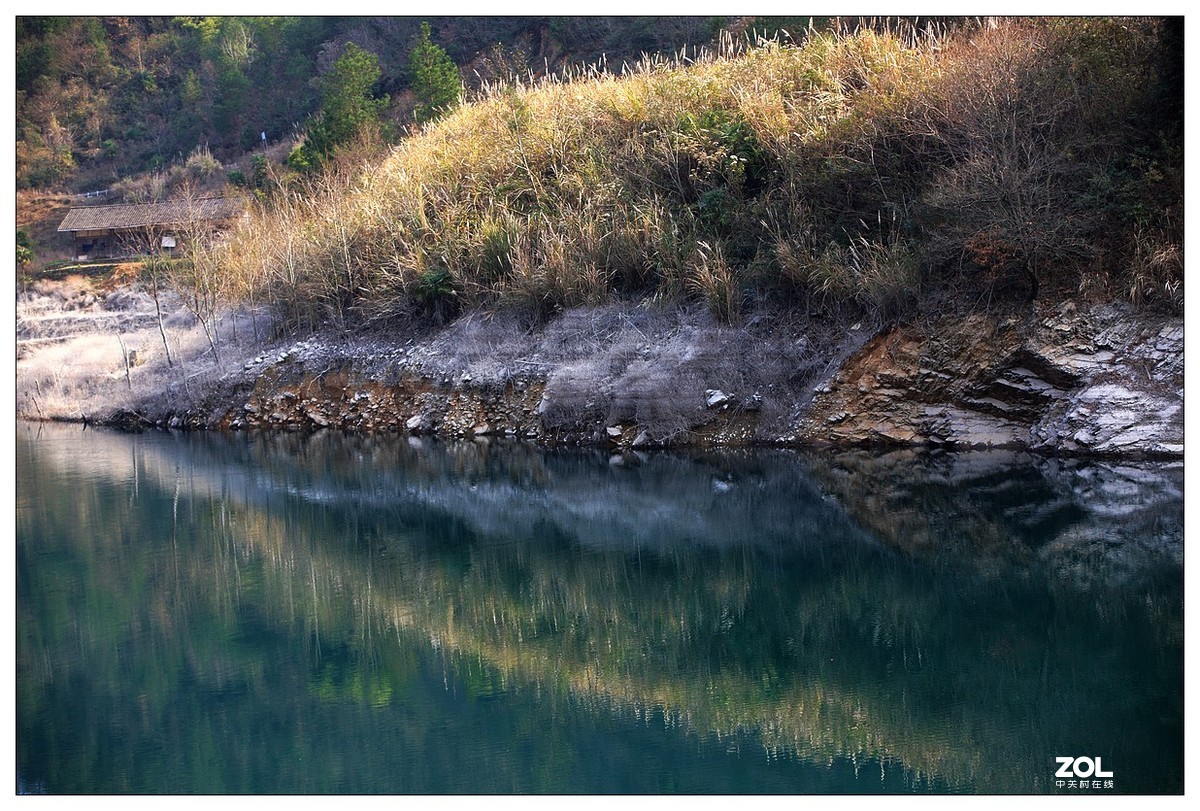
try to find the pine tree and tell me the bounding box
[409,22,461,124]
[297,41,389,167]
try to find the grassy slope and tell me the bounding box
[218,18,1181,334]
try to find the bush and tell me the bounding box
[686,241,740,324]
[912,19,1180,303]
[17,229,35,267]
[184,145,222,178]
[415,266,458,323]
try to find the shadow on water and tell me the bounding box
[16,423,1182,793]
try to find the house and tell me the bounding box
[56,196,246,260]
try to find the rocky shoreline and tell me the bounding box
[801,301,1184,458]
[17,274,1183,459]
[115,308,1186,459]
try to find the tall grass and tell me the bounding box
[215,17,1181,332]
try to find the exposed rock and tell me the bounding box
[802,302,1182,456]
[406,413,433,433]
[206,299,1181,458]
[705,389,732,408]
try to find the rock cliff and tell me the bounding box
[801,301,1183,457]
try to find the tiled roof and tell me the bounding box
[58,197,245,232]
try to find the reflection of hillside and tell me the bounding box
[17,424,1184,793]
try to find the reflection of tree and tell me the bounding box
[17,425,1184,793]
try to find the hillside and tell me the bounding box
[15,16,1184,457]
[216,17,1183,332]
[16,16,732,192]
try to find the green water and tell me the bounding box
[16,422,1183,794]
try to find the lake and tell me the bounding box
[15,422,1183,793]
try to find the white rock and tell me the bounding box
[705,389,732,408]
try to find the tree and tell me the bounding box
[295,41,389,168]
[172,189,229,364]
[16,229,34,267]
[408,22,461,124]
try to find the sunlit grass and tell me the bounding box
[215,18,1180,332]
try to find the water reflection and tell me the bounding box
[16,423,1182,793]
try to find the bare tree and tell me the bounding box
[116,202,177,369]
[171,183,230,364]
[142,253,176,368]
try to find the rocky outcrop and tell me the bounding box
[800,301,1182,457]
[160,305,835,449]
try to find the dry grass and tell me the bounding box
[1127,228,1184,309]
[212,18,1180,332]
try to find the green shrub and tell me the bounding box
[17,229,34,267]
[684,108,768,192]
[415,266,458,323]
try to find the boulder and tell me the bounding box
[705,389,732,408]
